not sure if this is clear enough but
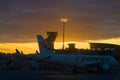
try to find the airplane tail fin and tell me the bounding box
[35,50,39,54]
[37,35,51,54]
[15,49,21,54]
[15,49,24,56]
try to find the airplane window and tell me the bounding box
[107,58,109,63]
[90,57,93,61]
[101,58,103,62]
[87,57,90,61]
[76,57,79,61]
[97,57,99,61]
[95,57,97,62]
[106,58,110,63]
[84,56,88,61]
[93,57,96,61]
[96,57,98,61]
[89,57,91,61]
[104,57,107,62]
[81,56,85,61]
[99,57,101,62]
[103,57,105,62]
[108,58,110,61]
[84,57,86,60]
[44,56,51,59]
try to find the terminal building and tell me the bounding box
[90,43,120,51]
[45,32,120,55]
[89,43,120,55]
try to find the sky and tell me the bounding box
[0,0,120,53]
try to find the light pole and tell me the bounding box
[60,18,68,50]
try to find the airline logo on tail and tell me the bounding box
[37,35,51,54]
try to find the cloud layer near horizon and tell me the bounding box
[0,0,120,43]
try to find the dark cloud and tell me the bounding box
[0,0,120,43]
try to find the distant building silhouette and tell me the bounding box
[44,32,120,56]
[68,43,76,50]
[90,43,120,55]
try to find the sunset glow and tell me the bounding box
[0,43,39,54]
[0,37,120,54]
[0,0,120,54]
[88,38,120,45]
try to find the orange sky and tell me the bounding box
[0,0,120,54]
[0,37,120,54]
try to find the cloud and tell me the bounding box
[0,0,120,43]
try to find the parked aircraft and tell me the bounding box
[15,49,39,69]
[15,49,24,57]
[35,35,119,72]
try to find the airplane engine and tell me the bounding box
[101,64,110,72]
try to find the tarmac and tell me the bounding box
[0,65,120,80]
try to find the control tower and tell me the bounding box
[45,32,57,50]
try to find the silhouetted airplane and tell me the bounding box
[35,35,119,72]
[15,49,39,69]
[15,49,24,57]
